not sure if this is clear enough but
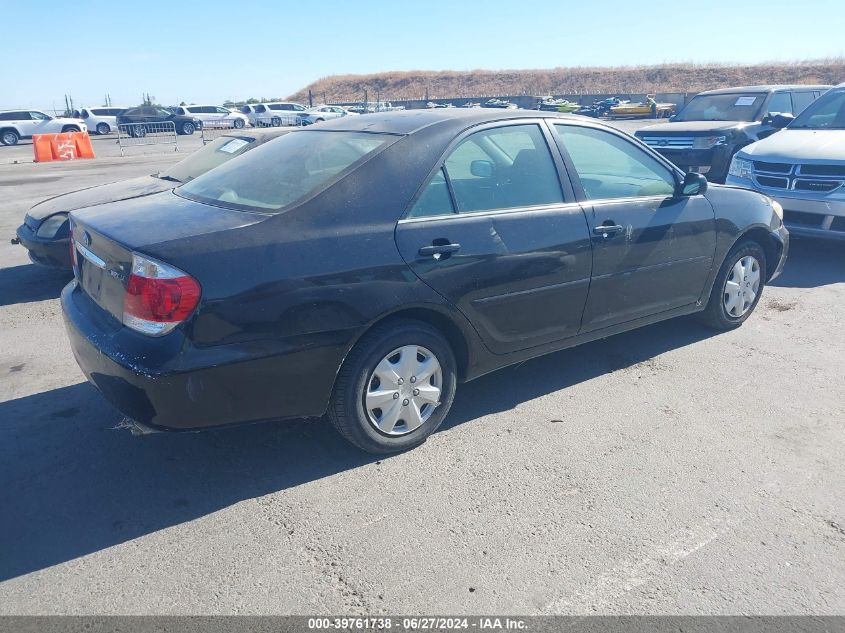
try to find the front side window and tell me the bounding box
[555,125,676,200]
[441,124,564,213]
[790,88,845,130]
[30,111,50,121]
[178,131,393,212]
[767,92,793,115]
[791,92,816,114]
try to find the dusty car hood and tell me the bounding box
[28,175,171,221]
[637,121,751,134]
[737,129,845,163]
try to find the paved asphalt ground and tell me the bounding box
[0,119,843,615]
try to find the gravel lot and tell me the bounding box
[1,119,843,615]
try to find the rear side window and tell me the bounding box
[254,105,266,113]
[441,124,564,213]
[178,131,393,212]
[91,108,108,116]
[555,124,676,200]
[409,169,455,218]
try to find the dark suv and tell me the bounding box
[117,106,202,136]
[635,85,830,183]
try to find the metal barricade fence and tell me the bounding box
[116,121,178,156]
[200,120,239,144]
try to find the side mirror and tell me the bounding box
[770,113,794,129]
[471,159,495,178]
[678,172,708,197]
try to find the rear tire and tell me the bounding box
[61,125,81,133]
[132,124,147,138]
[180,122,195,135]
[96,123,111,135]
[233,118,245,129]
[271,116,282,127]
[698,239,767,330]
[0,129,19,145]
[329,320,457,454]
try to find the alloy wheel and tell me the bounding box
[364,345,443,436]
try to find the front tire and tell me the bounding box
[180,122,195,135]
[329,320,457,453]
[698,239,767,330]
[233,118,245,129]
[61,125,81,133]
[271,116,282,127]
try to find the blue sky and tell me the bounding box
[2,0,843,111]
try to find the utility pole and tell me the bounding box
[308,89,313,107]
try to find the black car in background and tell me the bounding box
[635,85,831,183]
[14,128,294,268]
[63,110,788,453]
[117,106,202,136]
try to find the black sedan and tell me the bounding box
[62,110,789,453]
[117,106,202,136]
[14,128,294,269]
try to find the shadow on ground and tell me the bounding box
[0,264,71,307]
[771,237,845,289]
[0,315,715,582]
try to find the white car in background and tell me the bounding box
[76,107,126,135]
[0,110,87,145]
[299,104,359,124]
[727,83,845,241]
[249,102,308,126]
[172,105,249,129]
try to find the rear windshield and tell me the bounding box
[790,88,845,130]
[177,131,394,212]
[161,135,258,183]
[674,93,765,122]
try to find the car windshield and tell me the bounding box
[160,135,258,183]
[789,88,845,129]
[673,93,765,122]
[177,131,394,212]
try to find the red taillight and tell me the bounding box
[122,254,200,336]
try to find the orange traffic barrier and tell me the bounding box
[32,132,95,163]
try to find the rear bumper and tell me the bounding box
[61,281,351,430]
[15,223,72,269]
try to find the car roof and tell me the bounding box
[312,108,585,135]
[697,84,833,95]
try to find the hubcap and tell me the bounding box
[2,132,15,144]
[723,255,760,318]
[365,345,443,436]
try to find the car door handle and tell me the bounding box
[419,243,461,257]
[593,224,624,236]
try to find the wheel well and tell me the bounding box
[361,308,471,381]
[0,127,19,137]
[738,227,781,281]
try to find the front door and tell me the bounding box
[395,122,593,355]
[551,123,716,332]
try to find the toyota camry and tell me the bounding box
[62,109,788,453]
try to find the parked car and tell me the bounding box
[483,98,518,109]
[635,85,831,183]
[76,107,126,135]
[117,106,202,136]
[14,128,295,268]
[250,102,307,126]
[173,105,249,129]
[726,83,845,241]
[63,110,787,453]
[0,110,87,146]
[298,104,359,125]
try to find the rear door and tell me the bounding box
[551,123,716,333]
[395,121,593,355]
